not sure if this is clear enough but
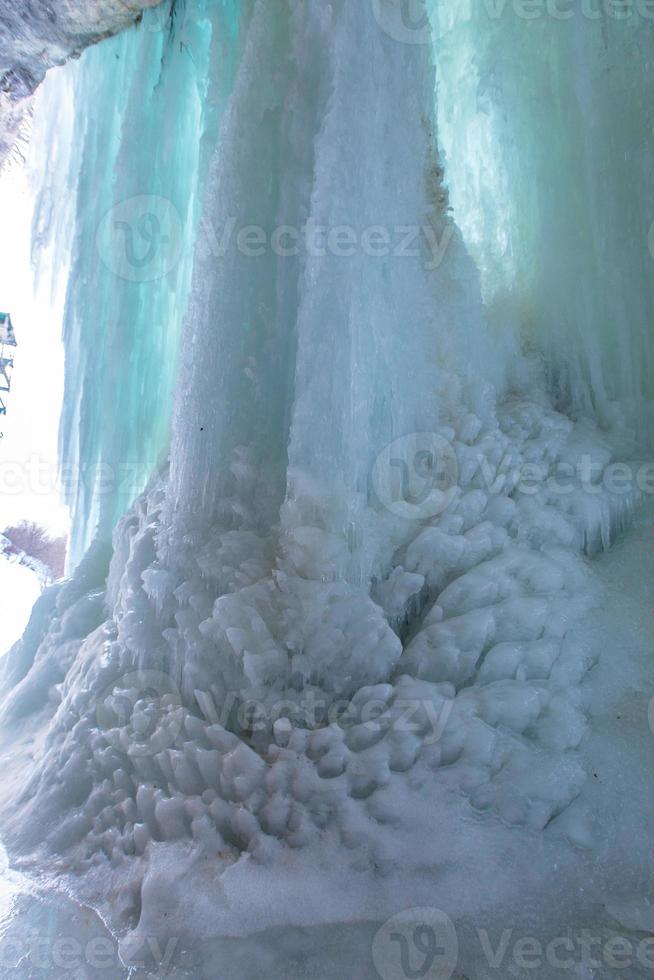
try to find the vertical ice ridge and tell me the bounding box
[31,0,246,565]
[168,0,494,590]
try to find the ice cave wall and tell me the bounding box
[31,0,247,565]
[30,0,654,565]
[165,0,498,579]
[434,0,654,446]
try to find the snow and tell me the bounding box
[0,400,646,976]
[0,0,653,977]
[1,495,647,978]
[0,556,40,655]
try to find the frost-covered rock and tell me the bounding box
[0,0,162,164]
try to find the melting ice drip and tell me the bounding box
[0,0,647,953]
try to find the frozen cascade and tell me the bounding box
[31,0,245,565]
[0,0,652,975]
[434,0,654,445]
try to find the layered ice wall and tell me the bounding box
[434,0,654,445]
[32,0,654,568]
[31,0,246,564]
[0,0,651,971]
[167,0,492,575]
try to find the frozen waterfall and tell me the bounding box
[1,1,654,977]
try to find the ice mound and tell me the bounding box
[0,394,636,941]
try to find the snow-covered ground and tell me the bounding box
[0,842,136,980]
[0,557,40,655]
